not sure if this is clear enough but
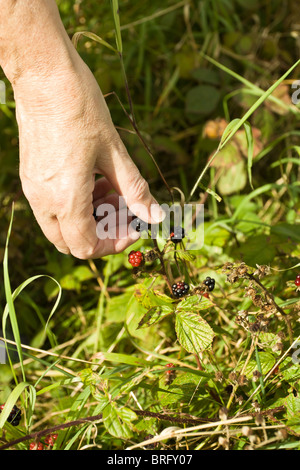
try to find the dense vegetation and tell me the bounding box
[0,0,299,450]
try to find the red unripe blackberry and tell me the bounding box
[172,281,189,298]
[128,250,144,267]
[165,363,174,374]
[29,442,44,450]
[170,226,185,244]
[45,433,58,446]
[295,275,300,287]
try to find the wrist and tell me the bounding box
[0,0,78,87]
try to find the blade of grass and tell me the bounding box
[189,57,300,199]
[72,31,117,53]
[243,121,254,190]
[110,0,123,54]
[3,205,25,381]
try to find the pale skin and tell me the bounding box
[0,0,164,259]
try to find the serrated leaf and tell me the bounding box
[177,294,214,312]
[158,370,210,407]
[134,284,173,309]
[175,310,215,353]
[102,402,137,439]
[138,305,174,329]
[284,394,300,419]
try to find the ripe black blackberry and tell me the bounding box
[131,217,148,233]
[170,226,185,244]
[203,276,215,292]
[0,403,21,426]
[172,281,189,298]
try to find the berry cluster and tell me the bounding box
[203,276,215,292]
[165,363,175,375]
[29,442,44,450]
[45,433,58,447]
[128,250,144,268]
[0,403,21,426]
[165,363,176,385]
[295,274,300,288]
[29,433,58,450]
[172,281,189,298]
[170,226,185,244]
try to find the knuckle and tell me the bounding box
[131,176,150,201]
[70,241,99,260]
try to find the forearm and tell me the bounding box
[0,0,77,85]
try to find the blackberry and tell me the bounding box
[0,403,21,426]
[128,250,144,268]
[172,281,189,298]
[203,276,215,292]
[295,275,300,287]
[131,216,148,233]
[170,226,185,244]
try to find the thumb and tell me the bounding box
[100,141,165,224]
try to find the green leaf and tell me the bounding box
[217,159,247,195]
[102,402,137,438]
[158,371,208,407]
[175,310,215,353]
[237,351,276,378]
[177,294,213,312]
[138,305,174,329]
[229,234,277,266]
[284,394,300,419]
[106,288,135,322]
[185,85,221,117]
[271,223,300,242]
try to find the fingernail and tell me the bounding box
[150,203,166,223]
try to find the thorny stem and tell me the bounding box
[0,406,286,450]
[152,238,173,294]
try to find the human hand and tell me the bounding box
[13,55,164,259]
[0,0,164,259]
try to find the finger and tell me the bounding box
[92,208,140,258]
[33,211,70,254]
[92,176,114,202]
[95,205,138,241]
[56,176,101,259]
[93,192,127,217]
[97,140,165,224]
